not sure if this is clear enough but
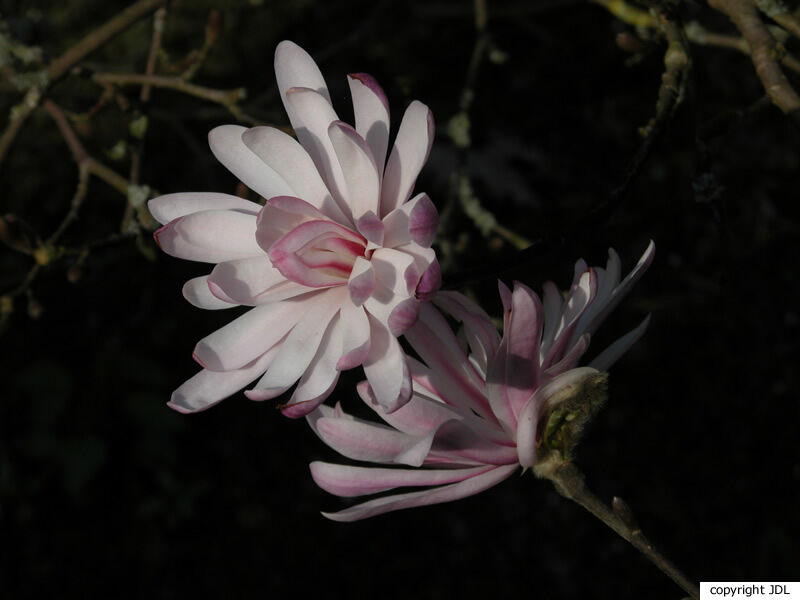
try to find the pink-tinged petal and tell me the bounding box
[357,380,460,436]
[348,73,390,171]
[182,276,238,310]
[404,303,494,422]
[516,367,599,468]
[268,220,364,287]
[363,316,412,412]
[415,259,441,301]
[208,256,285,304]
[347,257,375,306]
[274,40,332,111]
[380,101,434,217]
[193,293,319,371]
[328,121,381,221]
[387,297,420,335]
[588,314,650,372]
[310,462,494,497]
[542,333,590,379]
[370,247,419,297]
[154,210,261,264]
[486,282,544,430]
[247,287,345,399]
[579,241,655,339]
[168,346,280,414]
[241,127,349,222]
[279,313,345,417]
[543,270,597,368]
[284,87,349,221]
[148,192,260,225]
[381,193,438,249]
[428,420,519,466]
[539,281,562,357]
[208,125,293,200]
[337,301,371,369]
[434,291,500,373]
[320,464,518,522]
[256,195,330,252]
[314,414,435,466]
[355,211,384,247]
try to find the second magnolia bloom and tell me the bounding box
[149,41,440,416]
[310,242,654,521]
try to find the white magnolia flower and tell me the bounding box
[149,41,439,417]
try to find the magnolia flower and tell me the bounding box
[309,242,655,521]
[149,41,439,417]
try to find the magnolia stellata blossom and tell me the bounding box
[149,41,439,417]
[309,242,655,521]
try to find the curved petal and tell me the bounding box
[284,87,349,220]
[314,414,435,466]
[241,126,348,222]
[274,40,332,113]
[208,125,293,200]
[279,313,345,417]
[310,462,494,497]
[328,121,381,221]
[167,346,280,413]
[337,300,371,369]
[357,381,459,436]
[154,210,261,264]
[370,247,419,297]
[347,256,375,307]
[320,464,518,522]
[193,293,319,371]
[182,276,239,310]
[247,287,345,399]
[348,73,390,171]
[363,316,412,412]
[588,314,650,372]
[433,291,500,373]
[380,101,434,217]
[208,256,285,304]
[148,192,260,225]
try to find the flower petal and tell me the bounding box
[347,256,375,307]
[247,287,345,399]
[380,101,434,217]
[337,300,371,370]
[241,126,349,223]
[154,210,261,264]
[348,73,390,171]
[208,256,287,304]
[148,192,260,225]
[280,313,345,417]
[310,462,495,497]
[193,293,318,371]
[182,276,239,310]
[319,464,518,522]
[314,413,435,466]
[284,87,349,220]
[328,120,381,222]
[363,316,412,412]
[167,346,280,413]
[433,291,500,373]
[588,314,650,372]
[274,40,332,110]
[208,125,293,200]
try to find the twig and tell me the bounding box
[42,100,129,195]
[685,20,800,72]
[591,0,657,28]
[91,73,247,119]
[123,6,168,234]
[47,163,91,245]
[750,0,800,39]
[547,462,700,600]
[0,0,167,165]
[708,0,800,123]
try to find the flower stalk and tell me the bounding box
[544,462,700,600]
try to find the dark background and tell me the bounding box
[1,0,798,597]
